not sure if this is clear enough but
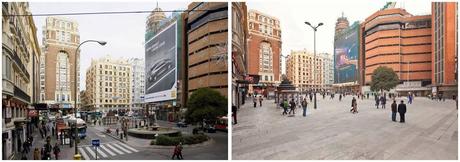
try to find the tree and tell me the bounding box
[185,88,227,126]
[370,66,399,92]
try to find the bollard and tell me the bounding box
[73,154,81,160]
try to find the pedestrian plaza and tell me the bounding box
[232,95,458,160]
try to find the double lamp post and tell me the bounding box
[304,21,323,109]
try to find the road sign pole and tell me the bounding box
[95,146,98,160]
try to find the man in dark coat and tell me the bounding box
[391,100,397,122]
[375,95,380,109]
[380,96,386,109]
[289,99,296,115]
[398,100,407,123]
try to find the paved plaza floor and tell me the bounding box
[232,95,458,160]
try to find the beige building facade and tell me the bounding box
[85,56,132,113]
[286,50,330,91]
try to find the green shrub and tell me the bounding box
[155,135,182,146]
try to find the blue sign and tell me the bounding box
[92,139,100,147]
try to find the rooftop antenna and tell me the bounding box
[341,11,344,18]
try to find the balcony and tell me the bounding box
[14,86,30,103]
[2,78,14,95]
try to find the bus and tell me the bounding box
[215,116,228,132]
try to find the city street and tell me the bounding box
[232,95,458,160]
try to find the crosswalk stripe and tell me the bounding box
[112,143,132,154]
[85,146,97,159]
[106,143,125,155]
[95,146,108,158]
[118,142,139,152]
[100,145,116,156]
[78,147,90,160]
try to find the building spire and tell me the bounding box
[341,11,344,18]
[156,1,158,8]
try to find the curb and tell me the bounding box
[101,130,128,144]
[147,138,215,149]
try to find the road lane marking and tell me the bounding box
[112,143,132,154]
[118,142,139,152]
[100,145,116,156]
[85,146,97,159]
[78,147,90,160]
[106,143,125,155]
[96,146,108,158]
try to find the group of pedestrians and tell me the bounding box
[374,94,387,109]
[171,142,184,160]
[391,100,407,123]
[28,136,60,160]
[252,95,263,108]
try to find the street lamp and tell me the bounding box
[305,21,323,109]
[74,40,106,158]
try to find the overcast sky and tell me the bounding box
[29,1,189,90]
[247,0,432,74]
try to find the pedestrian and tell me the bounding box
[42,125,47,137]
[350,97,358,113]
[177,142,183,159]
[380,96,386,109]
[301,98,308,117]
[289,99,296,115]
[22,141,29,154]
[391,100,397,122]
[171,143,182,160]
[375,94,380,109]
[39,126,44,139]
[259,95,263,107]
[232,104,237,125]
[34,148,40,160]
[282,99,288,115]
[339,94,342,101]
[253,95,257,108]
[398,100,407,123]
[43,136,52,160]
[53,143,60,160]
[116,128,119,136]
[309,93,313,102]
[51,126,55,137]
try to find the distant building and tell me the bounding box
[361,8,432,96]
[128,58,145,110]
[145,3,166,41]
[85,56,132,114]
[40,16,81,110]
[321,53,334,89]
[431,2,458,97]
[286,49,325,91]
[247,9,282,97]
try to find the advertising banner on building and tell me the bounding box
[145,22,177,103]
[334,22,359,84]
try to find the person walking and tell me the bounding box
[391,100,397,122]
[375,94,380,109]
[289,99,296,115]
[171,142,183,160]
[53,143,60,160]
[282,99,289,115]
[309,93,313,102]
[232,105,237,125]
[301,98,308,117]
[259,95,263,107]
[43,136,52,160]
[380,96,386,109]
[177,142,183,159]
[339,94,342,101]
[350,97,358,113]
[398,100,407,123]
[253,95,257,108]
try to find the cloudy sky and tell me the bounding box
[29,1,189,90]
[247,0,432,73]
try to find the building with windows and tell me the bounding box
[85,56,132,114]
[431,2,458,97]
[2,2,41,159]
[40,16,80,110]
[185,2,228,97]
[286,50,326,92]
[321,53,334,89]
[247,9,282,97]
[360,8,432,96]
[128,58,145,110]
[231,2,248,108]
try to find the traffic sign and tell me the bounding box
[92,139,100,147]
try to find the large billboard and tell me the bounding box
[334,22,359,84]
[145,22,177,103]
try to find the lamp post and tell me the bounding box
[305,21,323,109]
[73,40,106,158]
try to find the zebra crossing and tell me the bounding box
[78,142,139,160]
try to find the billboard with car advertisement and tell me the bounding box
[334,22,359,84]
[145,22,177,103]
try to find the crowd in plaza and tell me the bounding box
[246,90,457,124]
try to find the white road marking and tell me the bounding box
[118,142,139,152]
[106,143,125,155]
[100,145,116,156]
[112,143,132,154]
[95,146,108,158]
[78,147,90,160]
[85,146,97,159]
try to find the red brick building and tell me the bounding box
[247,9,282,96]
